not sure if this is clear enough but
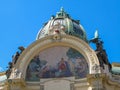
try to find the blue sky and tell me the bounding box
[0,0,120,71]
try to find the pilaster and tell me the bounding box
[87,74,106,90]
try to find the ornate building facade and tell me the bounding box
[0,8,120,90]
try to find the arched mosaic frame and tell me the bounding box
[16,34,101,80]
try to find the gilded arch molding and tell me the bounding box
[15,35,100,79]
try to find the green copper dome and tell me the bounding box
[36,8,88,42]
[111,67,120,75]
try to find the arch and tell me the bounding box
[15,35,100,79]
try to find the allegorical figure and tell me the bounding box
[26,56,40,81]
[40,63,50,78]
[89,31,111,71]
[58,58,71,77]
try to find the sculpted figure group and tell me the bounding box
[90,35,111,71]
[6,46,25,78]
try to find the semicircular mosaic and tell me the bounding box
[26,46,89,81]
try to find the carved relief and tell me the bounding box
[9,68,22,79]
[92,64,100,74]
[48,22,66,35]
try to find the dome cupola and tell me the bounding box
[36,8,88,42]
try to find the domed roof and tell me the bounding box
[111,63,120,75]
[111,67,120,75]
[36,8,88,42]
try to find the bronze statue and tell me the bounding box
[12,51,20,65]
[12,46,25,65]
[90,31,111,71]
[18,46,25,54]
[6,62,12,78]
